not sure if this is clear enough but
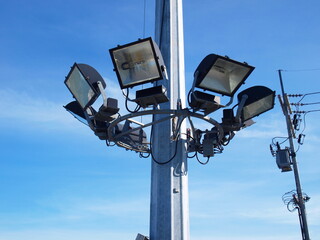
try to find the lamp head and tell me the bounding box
[64,101,88,124]
[193,54,254,96]
[237,85,275,121]
[65,63,106,110]
[109,37,165,89]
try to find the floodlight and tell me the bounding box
[193,54,254,96]
[64,101,88,125]
[237,86,275,121]
[114,122,148,153]
[109,37,165,89]
[65,63,106,110]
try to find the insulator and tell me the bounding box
[298,134,305,145]
[287,94,303,97]
[293,111,306,114]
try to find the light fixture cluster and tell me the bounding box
[64,37,275,161]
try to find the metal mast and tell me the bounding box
[150,0,190,239]
[278,70,310,240]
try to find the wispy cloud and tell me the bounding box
[190,234,299,240]
[0,88,89,133]
[0,229,135,240]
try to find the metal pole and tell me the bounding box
[278,70,310,240]
[150,0,189,239]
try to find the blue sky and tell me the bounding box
[0,0,320,240]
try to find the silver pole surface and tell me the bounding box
[150,0,190,239]
[278,70,310,240]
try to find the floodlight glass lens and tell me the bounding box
[199,58,252,95]
[65,66,95,109]
[112,41,160,88]
[242,94,274,121]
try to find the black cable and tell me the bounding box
[187,151,197,158]
[195,152,210,165]
[106,139,116,147]
[271,136,289,146]
[139,152,151,158]
[187,89,192,106]
[122,89,134,101]
[149,113,178,165]
[123,88,141,113]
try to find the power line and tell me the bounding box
[281,68,320,72]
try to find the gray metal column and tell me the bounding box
[150,0,190,239]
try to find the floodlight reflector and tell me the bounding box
[194,54,254,96]
[65,63,106,110]
[237,86,275,121]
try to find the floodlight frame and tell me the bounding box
[109,37,164,89]
[64,63,106,110]
[193,54,255,97]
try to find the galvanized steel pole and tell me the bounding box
[150,0,190,239]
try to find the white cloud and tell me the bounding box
[79,198,150,217]
[190,234,298,240]
[0,88,90,133]
[0,229,135,240]
[305,194,320,226]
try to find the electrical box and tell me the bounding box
[202,135,214,157]
[276,149,292,172]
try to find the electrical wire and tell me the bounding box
[142,0,146,38]
[298,109,320,139]
[123,88,141,113]
[158,0,166,48]
[187,151,197,158]
[272,136,289,146]
[292,102,320,106]
[195,152,210,165]
[282,190,310,212]
[150,134,179,165]
[149,113,178,165]
[187,89,192,107]
[282,68,320,72]
[139,151,151,158]
[297,92,320,104]
[106,139,116,147]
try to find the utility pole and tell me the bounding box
[278,70,310,240]
[150,0,190,239]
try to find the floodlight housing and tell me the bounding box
[237,86,275,121]
[109,37,165,89]
[135,85,169,108]
[64,101,88,125]
[193,54,254,96]
[189,91,221,115]
[65,63,106,110]
[94,98,120,122]
[114,123,148,153]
